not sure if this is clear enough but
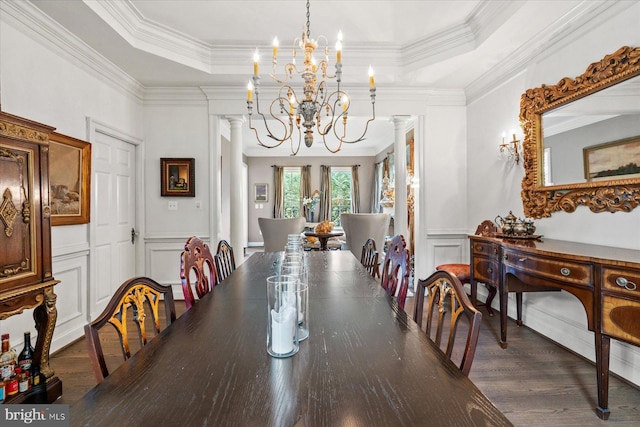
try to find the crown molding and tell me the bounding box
[143,87,207,105]
[465,0,631,105]
[1,0,144,102]
[83,0,214,72]
[402,0,522,69]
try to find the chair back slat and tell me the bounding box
[84,277,176,383]
[360,238,380,278]
[215,240,236,282]
[180,236,217,309]
[380,234,410,309]
[414,270,483,376]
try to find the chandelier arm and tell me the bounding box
[249,116,284,149]
[250,98,296,148]
[313,89,344,137]
[321,132,343,153]
[289,122,303,156]
[338,114,376,144]
[271,63,301,85]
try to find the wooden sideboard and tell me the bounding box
[470,235,640,420]
[0,111,62,403]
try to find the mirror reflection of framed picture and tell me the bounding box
[583,136,640,181]
[254,183,268,202]
[161,158,195,197]
[49,132,92,226]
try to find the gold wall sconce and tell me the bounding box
[499,131,521,164]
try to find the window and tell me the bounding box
[283,167,301,218]
[331,167,352,226]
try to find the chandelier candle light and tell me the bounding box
[247,0,376,155]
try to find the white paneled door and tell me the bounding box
[90,129,137,318]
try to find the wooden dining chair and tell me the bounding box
[380,234,411,309]
[84,276,176,383]
[413,270,483,376]
[215,239,236,282]
[360,238,380,278]
[436,219,499,315]
[180,236,218,309]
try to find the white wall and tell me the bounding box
[0,5,143,353]
[467,2,640,386]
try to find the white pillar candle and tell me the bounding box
[271,304,296,354]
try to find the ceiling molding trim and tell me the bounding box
[83,0,213,73]
[544,115,617,137]
[83,0,402,76]
[2,1,144,102]
[467,0,525,47]
[401,21,475,69]
[424,89,467,106]
[143,87,207,106]
[465,0,630,105]
[401,0,522,70]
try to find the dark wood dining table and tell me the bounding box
[71,251,512,427]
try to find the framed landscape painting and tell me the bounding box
[49,132,91,226]
[583,136,640,181]
[254,183,268,202]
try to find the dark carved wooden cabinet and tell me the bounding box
[0,111,62,402]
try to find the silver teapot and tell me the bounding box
[495,211,518,235]
[495,211,536,236]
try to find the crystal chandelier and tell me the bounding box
[246,0,376,155]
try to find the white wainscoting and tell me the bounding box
[51,251,89,353]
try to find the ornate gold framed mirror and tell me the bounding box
[520,46,640,218]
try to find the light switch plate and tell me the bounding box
[168,201,178,211]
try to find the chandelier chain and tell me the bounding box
[306,0,311,39]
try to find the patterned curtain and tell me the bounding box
[301,165,311,218]
[351,165,360,213]
[371,161,382,213]
[318,165,332,222]
[273,166,284,218]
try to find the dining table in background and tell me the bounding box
[70,251,512,426]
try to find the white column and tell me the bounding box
[208,114,223,245]
[226,116,245,263]
[393,116,409,242]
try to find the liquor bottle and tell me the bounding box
[18,331,34,373]
[0,334,16,381]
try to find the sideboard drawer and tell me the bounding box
[602,295,640,346]
[472,257,498,284]
[502,249,592,287]
[473,241,499,258]
[602,268,640,299]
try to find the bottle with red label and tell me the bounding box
[0,334,17,381]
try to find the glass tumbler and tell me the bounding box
[296,280,309,341]
[281,261,309,342]
[266,275,299,358]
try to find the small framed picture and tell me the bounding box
[254,183,268,202]
[161,158,195,197]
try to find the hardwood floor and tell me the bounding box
[51,293,639,426]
